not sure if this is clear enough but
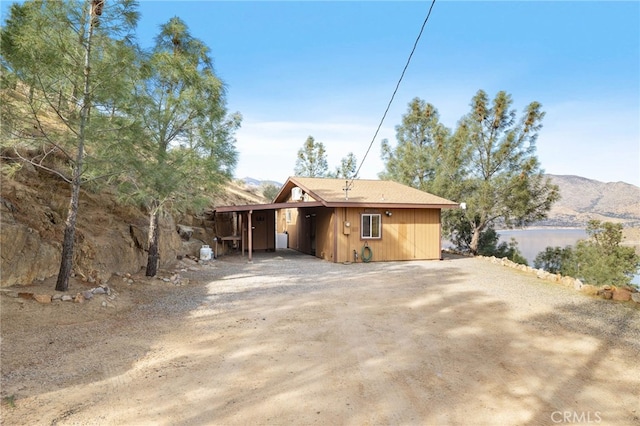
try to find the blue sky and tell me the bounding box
[132,1,639,186]
[3,1,638,185]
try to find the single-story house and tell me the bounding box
[214,177,459,263]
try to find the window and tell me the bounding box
[285,209,292,223]
[361,213,381,239]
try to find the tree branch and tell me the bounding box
[2,147,72,183]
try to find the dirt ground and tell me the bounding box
[1,251,639,425]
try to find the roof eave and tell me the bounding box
[215,201,324,213]
[323,202,460,209]
[215,201,459,213]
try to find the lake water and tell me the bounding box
[497,228,587,264]
[497,228,639,285]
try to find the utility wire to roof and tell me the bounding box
[348,0,438,191]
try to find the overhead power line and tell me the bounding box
[349,0,437,189]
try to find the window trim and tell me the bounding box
[361,213,382,239]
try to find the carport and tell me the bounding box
[214,201,322,262]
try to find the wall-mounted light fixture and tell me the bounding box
[385,210,392,216]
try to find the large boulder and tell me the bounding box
[72,224,148,283]
[612,288,632,302]
[0,221,61,286]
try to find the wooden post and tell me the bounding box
[240,213,244,255]
[233,212,238,237]
[333,207,338,262]
[248,210,253,262]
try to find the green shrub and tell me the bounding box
[535,221,640,287]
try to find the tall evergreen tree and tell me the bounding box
[294,136,328,177]
[380,98,449,191]
[1,0,140,291]
[126,17,238,276]
[454,90,559,254]
[381,91,559,255]
[329,152,358,179]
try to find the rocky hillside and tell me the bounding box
[0,166,267,287]
[538,174,640,227]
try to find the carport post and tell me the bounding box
[239,213,244,255]
[248,209,253,262]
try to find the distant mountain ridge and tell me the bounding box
[242,177,282,188]
[538,174,640,227]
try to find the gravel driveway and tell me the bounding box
[1,250,639,425]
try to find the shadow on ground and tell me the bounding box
[2,250,638,425]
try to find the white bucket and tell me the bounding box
[200,245,213,261]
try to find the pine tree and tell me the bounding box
[1,0,139,291]
[380,98,449,191]
[124,17,239,276]
[294,136,328,178]
[455,90,559,254]
[329,152,358,179]
[381,91,559,255]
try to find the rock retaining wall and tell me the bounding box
[477,255,640,305]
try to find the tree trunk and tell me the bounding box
[55,2,95,292]
[469,226,481,255]
[145,203,160,277]
[469,219,489,256]
[55,179,81,291]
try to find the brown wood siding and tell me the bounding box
[315,208,334,261]
[277,210,286,234]
[250,210,275,251]
[279,206,440,262]
[335,208,441,262]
